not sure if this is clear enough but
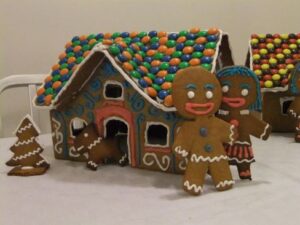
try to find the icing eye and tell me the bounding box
[241,89,249,96]
[222,85,229,93]
[206,90,213,99]
[187,91,195,99]
[84,133,89,138]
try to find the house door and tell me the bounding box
[94,106,136,167]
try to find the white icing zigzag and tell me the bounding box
[184,180,203,194]
[178,158,188,171]
[229,124,235,145]
[17,123,33,134]
[289,109,297,118]
[36,159,46,166]
[228,157,255,164]
[143,153,170,171]
[14,136,35,146]
[260,124,270,139]
[88,161,98,168]
[51,117,63,154]
[12,147,42,161]
[174,146,189,157]
[190,154,228,163]
[119,154,127,164]
[216,180,235,188]
[87,137,102,150]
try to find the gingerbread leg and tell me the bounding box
[209,160,234,191]
[86,160,99,171]
[237,163,252,180]
[295,118,300,142]
[182,161,208,195]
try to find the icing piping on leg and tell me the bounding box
[183,180,203,194]
[216,180,235,189]
[174,146,189,157]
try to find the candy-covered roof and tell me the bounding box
[248,33,300,91]
[35,28,225,110]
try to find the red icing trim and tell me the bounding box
[222,97,246,108]
[102,100,125,107]
[144,146,171,153]
[185,102,214,115]
[94,105,136,167]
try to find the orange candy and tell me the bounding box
[122,51,132,60]
[67,57,76,64]
[59,52,66,60]
[130,32,139,38]
[207,28,219,35]
[159,37,168,45]
[157,70,168,77]
[44,75,52,82]
[131,43,140,51]
[183,46,193,54]
[139,66,148,74]
[88,39,97,45]
[53,81,62,89]
[52,64,60,71]
[116,40,127,48]
[203,49,215,57]
[44,95,53,106]
[147,49,157,57]
[164,95,173,107]
[161,82,172,90]
[151,60,161,67]
[141,36,151,44]
[114,37,123,42]
[190,27,200,33]
[65,41,72,48]
[143,77,152,85]
[169,58,181,66]
[189,58,200,66]
[158,45,167,53]
[37,87,45,96]
[177,36,186,43]
[158,31,167,38]
[83,50,90,58]
[73,45,82,52]
[79,35,87,41]
[134,53,143,62]
[165,47,175,55]
[147,87,157,97]
[102,39,113,45]
[195,37,207,44]
[60,68,69,75]
[104,33,112,39]
[122,62,133,71]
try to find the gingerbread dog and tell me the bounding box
[288,62,300,142]
[172,67,237,195]
[72,123,128,170]
[216,66,272,180]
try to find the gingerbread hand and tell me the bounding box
[260,123,272,140]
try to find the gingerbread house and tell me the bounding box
[34,28,234,173]
[246,33,300,132]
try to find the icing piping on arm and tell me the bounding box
[260,124,270,139]
[216,180,235,188]
[174,146,189,157]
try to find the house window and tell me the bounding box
[145,122,169,147]
[280,97,295,115]
[103,81,124,100]
[70,118,87,137]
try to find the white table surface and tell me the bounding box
[1,133,300,225]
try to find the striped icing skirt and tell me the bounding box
[224,144,255,165]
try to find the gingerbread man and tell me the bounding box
[172,67,237,195]
[288,62,300,142]
[72,123,128,170]
[216,66,272,180]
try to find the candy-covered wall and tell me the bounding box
[1,0,300,137]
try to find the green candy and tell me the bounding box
[172,51,183,58]
[72,40,81,46]
[76,57,84,64]
[185,40,194,46]
[192,52,203,58]
[87,34,96,40]
[201,63,212,71]
[129,60,138,69]
[150,37,159,44]
[153,52,164,60]
[147,73,156,80]
[138,32,147,38]
[160,62,169,70]
[166,40,176,48]
[152,84,161,91]
[135,42,144,47]
[205,42,217,49]
[124,37,132,45]
[112,32,121,39]
[197,31,208,37]
[138,51,146,58]
[165,74,175,82]
[67,52,75,58]
[60,63,68,69]
[179,30,188,37]
[82,44,90,52]
[109,45,120,56]
[62,81,68,86]
[143,62,151,70]
[179,62,189,69]
[130,71,141,79]
[126,48,134,55]
[45,88,54,95]
[52,75,61,82]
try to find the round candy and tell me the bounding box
[192,52,203,58]
[154,77,164,85]
[152,83,161,91]
[194,44,205,52]
[176,43,185,51]
[163,95,173,107]
[189,58,200,66]
[37,88,45,96]
[157,70,168,77]
[205,42,216,49]
[168,66,178,73]
[130,71,141,79]
[161,82,172,90]
[158,90,169,99]
[177,36,186,43]
[37,95,45,104]
[44,95,53,106]
[207,35,217,42]
[149,31,158,37]
[201,63,212,71]
[201,56,212,64]
[190,27,200,34]
[170,58,181,66]
[160,62,169,70]
[207,28,219,35]
[203,49,215,57]
[166,40,176,48]
[138,78,148,88]
[181,54,192,62]
[165,74,175,82]
[179,62,189,69]
[185,40,194,46]
[109,45,121,55]
[264,80,273,88]
[151,60,161,67]
[272,74,281,81]
[123,62,134,71]
[53,81,62,89]
[172,51,183,58]
[161,55,171,62]
[183,46,193,54]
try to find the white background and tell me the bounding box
[1,0,300,137]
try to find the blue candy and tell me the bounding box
[137,67,146,76]
[194,44,205,52]
[207,35,218,42]
[66,47,73,53]
[95,33,104,39]
[117,54,127,62]
[168,66,178,73]
[59,58,68,64]
[181,54,192,62]
[162,55,171,62]
[121,32,130,38]
[168,33,179,40]
[68,63,76,70]
[60,74,70,82]
[158,90,169,99]
[150,67,159,74]
[132,37,141,43]
[80,40,88,45]
[138,78,148,88]
[74,51,83,57]
[201,56,212,64]
[132,57,141,65]
[186,33,196,40]
[141,46,149,52]
[71,36,80,42]
[144,56,153,63]
[176,43,184,51]
[148,31,158,37]
[51,70,60,76]
[37,95,45,103]
[150,43,160,50]
[44,82,53,89]
[154,77,164,85]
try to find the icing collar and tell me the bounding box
[218,109,250,115]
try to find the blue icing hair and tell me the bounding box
[216,66,262,112]
[290,62,300,95]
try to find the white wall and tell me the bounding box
[1,0,300,137]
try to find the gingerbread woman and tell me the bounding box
[172,67,237,195]
[216,66,272,180]
[288,62,300,142]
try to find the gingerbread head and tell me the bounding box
[172,67,222,119]
[216,66,262,112]
[73,123,99,153]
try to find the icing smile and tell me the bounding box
[222,97,246,108]
[185,102,215,115]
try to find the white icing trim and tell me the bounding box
[118,153,127,164]
[178,158,188,171]
[174,146,189,157]
[103,116,131,165]
[289,109,297,118]
[87,160,98,168]
[69,146,83,158]
[216,180,235,188]
[13,114,41,135]
[12,147,42,161]
[183,180,203,194]
[240,109,250,115]
[280,96,295,116]
[190,154,228,163]
[51,117,63,154]
[14,136,35,147]
[21,166,34,170]
[36,159,46,166]
[69,118,88,138]
[260,124,270,139]
[103,80,124,100]
[211,29,224,73]
[87,137,102,150]
[229,125,235,145]
[228,157,255,164]
[235,141,251,145]
[218,109,229,115]
[142,153,170,171]
[145,122,170,148]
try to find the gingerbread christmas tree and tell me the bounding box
[6,115,50,176]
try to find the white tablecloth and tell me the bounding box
[1,133,299,225]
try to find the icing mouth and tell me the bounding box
[222,97,246,108]
[185,102,215,115]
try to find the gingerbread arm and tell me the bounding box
[172,123,193,158]
[246,115,272,140]
[288,97,300,118]
[216,118,237,145]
